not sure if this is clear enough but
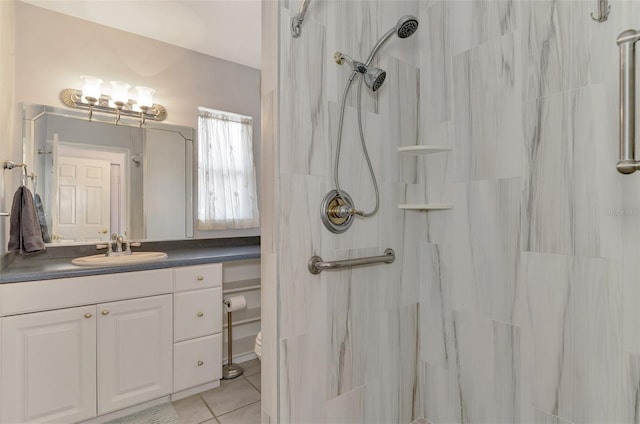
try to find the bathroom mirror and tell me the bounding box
[22,103,194,245]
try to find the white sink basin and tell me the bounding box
[72,252,168,266]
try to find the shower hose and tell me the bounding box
[333,70,380,218]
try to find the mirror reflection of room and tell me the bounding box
[27,107,193,244]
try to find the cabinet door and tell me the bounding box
[1,306,97,424]
[97,294,172,415]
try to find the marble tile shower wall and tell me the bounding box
[264,0,640,423]
[275,0,423,422]
[418,1,640,423]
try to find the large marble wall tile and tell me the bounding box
[260,90,278,255]
[280,333,327,424]
[279,10,328,177]
[325,0,380,113]
[492,320,521,423]
[378,304,420,424]
[567,259,624,423]
[450,310,496,423]
[279,174,325,339]
[419,242,450,369]
[419,1,451,130]
[326,247,383,399]
[448,0,516,56]
[452,32,524,182]
[325,386,363,424]
[418,359,462,424]
[518,252,624,423]
[450,178,521,324]
[377,56,420,184]
[518,0,590,100]
[522,85,621,258]
[533,410,575,424]
[261,0,279,96]
[624,353,640,422]
[622,199,640,353]
[260,253,279,423]
[399,191,429,306]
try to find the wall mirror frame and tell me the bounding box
[22,103,194,246]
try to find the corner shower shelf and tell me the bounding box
[398,203,453,211]
[397,145,451,155]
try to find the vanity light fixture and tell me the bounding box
[60,76,167,126]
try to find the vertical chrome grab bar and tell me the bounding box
[617,30,640,174]
[291,0,311,38]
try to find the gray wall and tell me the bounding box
[9,1,261,242]
[263,0,640,423]
[0,1,16,258]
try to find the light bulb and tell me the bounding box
[135,86,155,109]
[80,75,102,104]
[110,81,130,107]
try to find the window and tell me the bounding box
[197,107,259,230]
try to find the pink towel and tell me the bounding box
[8,186,45,253]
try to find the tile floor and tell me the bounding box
[173,359,261,424]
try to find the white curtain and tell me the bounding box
[197,108,259,230]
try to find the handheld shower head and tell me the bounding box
[365,14,419,66]
[395,15,419,39]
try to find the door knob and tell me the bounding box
[84,313,92,318]
[101,310,110,315]
[197,360,204,366]
[197,312,204,317]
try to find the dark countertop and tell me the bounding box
[0,238,260,284]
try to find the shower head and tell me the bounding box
[335,52,387,92]
[364,67,386,92]
[364,14,419,66]
[395,15,419,39]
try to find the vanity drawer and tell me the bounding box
[174,288,222,342]
[174,334,222,392]
[174,263,222,292]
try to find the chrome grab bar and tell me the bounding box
[617,29,640,174]
[308,248,395,274]
[291,0,311,38]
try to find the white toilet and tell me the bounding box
[254,331,262,361]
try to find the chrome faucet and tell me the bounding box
[96,234,141,256]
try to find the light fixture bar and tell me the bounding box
[59,88,167,123]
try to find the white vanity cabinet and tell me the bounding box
[0,269,174,424]
[0,262,230,423]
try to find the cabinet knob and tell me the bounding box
[197,275,204,281]
[84,313,93,318]
[101,310,110,315]
[197,360,204,366]
[197,312,204,317]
